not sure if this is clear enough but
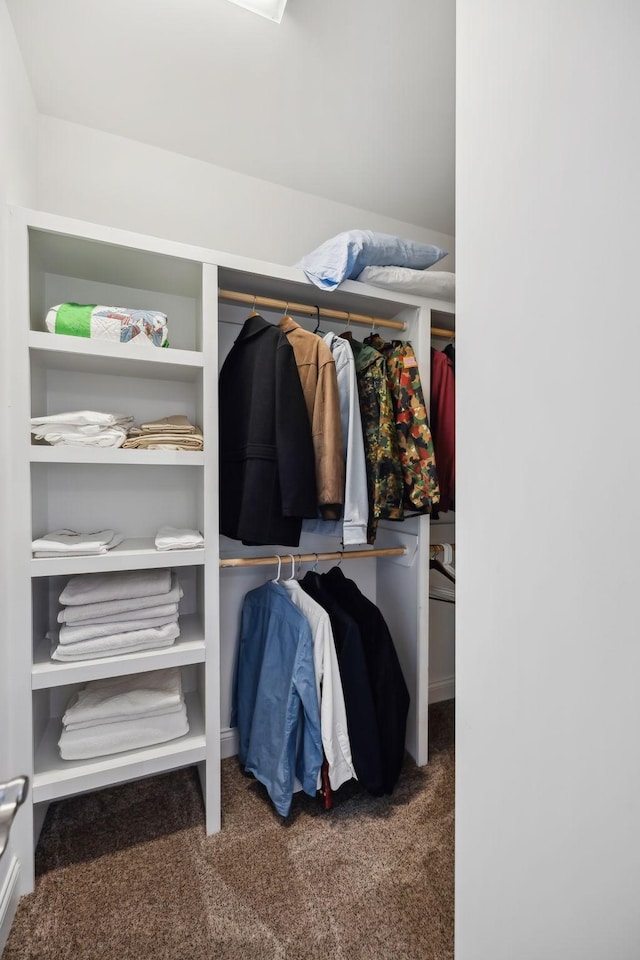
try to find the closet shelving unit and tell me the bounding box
[8,206,454,896]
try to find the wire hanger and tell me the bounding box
[340,312,353,341]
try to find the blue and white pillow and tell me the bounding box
[297,230,448,290]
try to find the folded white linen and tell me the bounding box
[31,411,134,428]
[62,667,184,725]
[50,622,180,661]
[50,633,177,662]
[59,568,172,606]
[56,612,178,644]
[32,425,129,448]
[155,526,204,551]
[61,601,180,627]
[32,529,116,553]
[58,703,189,760]
[63,701,185,732]
[33,531,124,557]
[57,574,182,623]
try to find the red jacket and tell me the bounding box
[430,349,455,513]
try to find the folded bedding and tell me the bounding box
[62,600,180,627]
[57,574,183,624]
[58,704,189,759]
[63,701,185,732]
[30,411,134,448]
[123,427,203,451]
[62,667,184,724]
[45,303,170,348]
[49,621,180,661]
[32,529,124,557]
[59,568,172,606]
[140,415,197,434]
[155,526,204,551]
[57,612,178,644]
[356,266,456,301]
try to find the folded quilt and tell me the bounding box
[62,600,180,627]
[58,704,189,760]
[57,612,178,644]
[61,667,184,725]
[46,303,170,348]
[122,428,203,451]
[50,622,180,660]
[140,415,197,434]
[155,526,204,551]
[32,530,124,557]
[57,574,182,623]
[59,568,172,606]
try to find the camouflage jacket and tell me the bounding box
[348,336,404,543]
[365,334,440,515]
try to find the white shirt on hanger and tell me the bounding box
[280,578,356,790]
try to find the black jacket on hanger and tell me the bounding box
[219,315,317,546]
[322,567,410,794]
[300,571,384,795]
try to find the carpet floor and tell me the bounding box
[4,700,454,960]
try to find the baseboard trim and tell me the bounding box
[0,856,20,956]
[428,676,455,703]
[220,727,239,760]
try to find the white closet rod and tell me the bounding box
[219,288,456,339]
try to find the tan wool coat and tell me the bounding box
[279,317,345,519]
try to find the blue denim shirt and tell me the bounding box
[234,581,322,817]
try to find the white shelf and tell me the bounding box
[31,539,205,576]
[29,331,204,381]
[30,445,204,466]
[32,691,206,803]
[32,614,205,689]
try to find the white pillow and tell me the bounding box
[356,266,455,302]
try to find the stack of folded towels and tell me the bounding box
[31,411,134,448]
[58,668,189,760]
[123,415,203,451]
[48,568,183,662]
[32,529,124,558]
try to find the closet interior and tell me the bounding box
[8,207,455,895]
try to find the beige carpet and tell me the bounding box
[4,700,454,960]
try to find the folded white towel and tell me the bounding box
[58,703,189,760]
[61,600,180,627]
[62,667,184,726]
[155,526,204,552]
[31,411,133,428]
[50,622,180,661]
[57,574,182,623]
[56,612,178,645]
[63,701,185,732]
[32,530,124,557]
[50,632,177,662]
[60,568,172,606]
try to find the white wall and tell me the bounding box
[456,2,640,958]
[0,0,37,946]
[36,115,455,269]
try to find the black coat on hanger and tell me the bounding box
[300,571,384,795]
[321,566,410,794]
[219,314,317,546]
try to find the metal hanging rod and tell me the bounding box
[220,546,407,568]
[219,288,456,339]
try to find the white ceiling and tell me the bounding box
[7,0,455,235]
